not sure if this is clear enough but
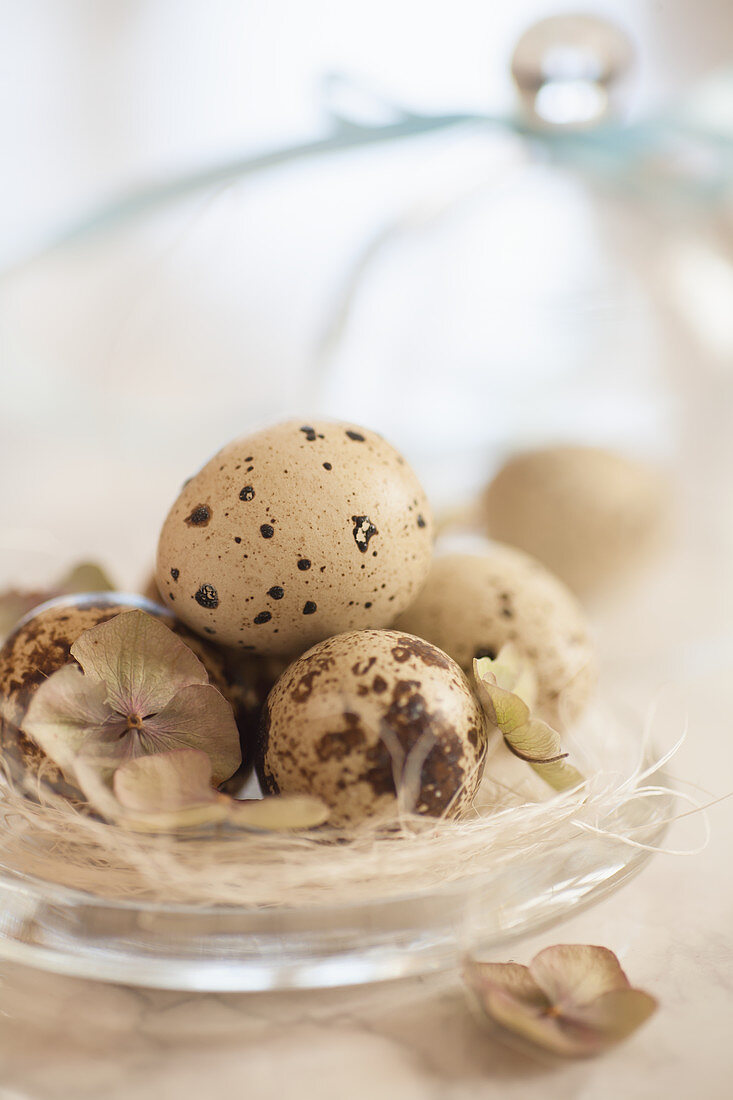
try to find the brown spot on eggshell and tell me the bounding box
[352,516,378,553]
[194,584,218,609]
[316,714,366,762]
[391,635,453,671]
[185,504,211,527]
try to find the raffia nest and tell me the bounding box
[0,701,683,910]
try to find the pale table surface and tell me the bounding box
[0,793,730,1100]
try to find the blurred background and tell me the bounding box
[4,0,733,264]
[1,0,733,697]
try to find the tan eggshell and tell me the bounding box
[155,420,434,655]
[481,445,669,597]
[393,546,595,729]
[0,594,240,795]
[258,629,488,827]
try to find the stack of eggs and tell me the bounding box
[0,420,600,827]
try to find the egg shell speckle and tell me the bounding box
[258,629,488,827]
[393,546,596,729]
[155,420,434,654]
[0,595,240,794]
[481,445,669,597]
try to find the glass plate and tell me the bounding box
[0,765,672,991]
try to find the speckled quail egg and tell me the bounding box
[394,545,595,729]
[155,419,434,655]
[258,629,489,827]
[481,445,669,598]
[0,593,242,795]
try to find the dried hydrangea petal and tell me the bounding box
[530,944,631,1007]
[113,748,217,813]
[117,801,229,832]
[71,610,209,718]
[473,648,584,792]
[111,751,328,833]
[465,960,550,1009]
[474,670,531,734]
[21,664,119,784]
[485,642,538,710]
[58,562,115,594]
[568,988,658,1043]
[477,986,596,1057]
[111,749,226,830]
[465,946,657,1058]
[142,683,241,786]
[228,795,330,831]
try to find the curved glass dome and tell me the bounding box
[0,18,729,991]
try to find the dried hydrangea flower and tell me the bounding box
[113,748,330,832]
[22,610,241,798]
[465,945,657,1057]
[473,644,584,791]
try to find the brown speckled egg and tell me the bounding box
[258,629,488,827]
[0,593,242,795]
[155,420,434,655]
[481,446,669,598]
[394,546,595,729]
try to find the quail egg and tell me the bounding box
[394,545,595,729]
[155,420,434,654]
[0,593,242,795]
[258,629,489,826]
[481,445,669,597]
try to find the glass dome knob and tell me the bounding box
[511,14,635,129]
